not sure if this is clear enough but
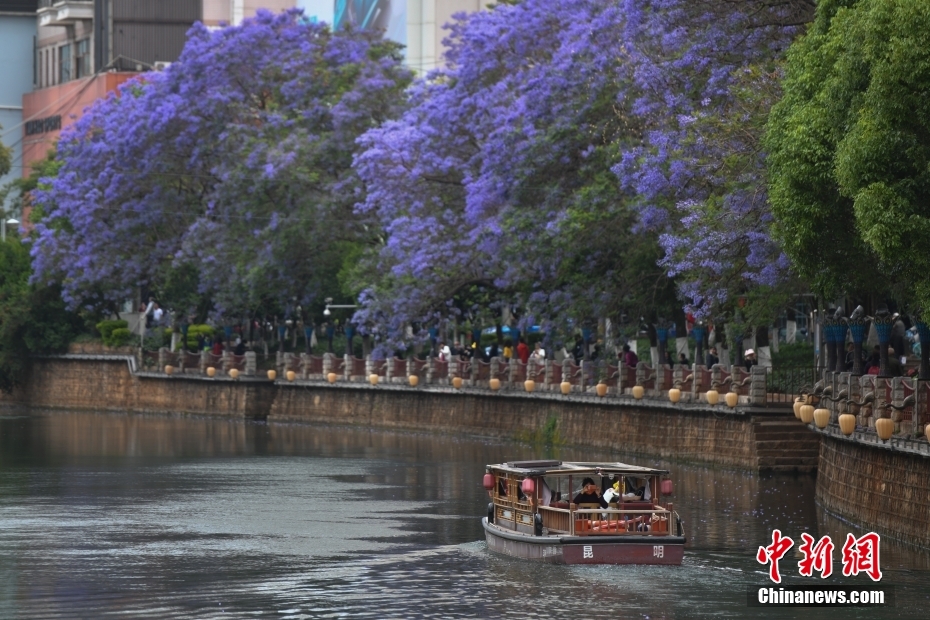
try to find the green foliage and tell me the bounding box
[0,237,82,392]
[185,324,215,349]
[0,124,10,178]
[108,328,133,347]
[96,319,129,345]
[771,342,815,368]
[765,0,927,305]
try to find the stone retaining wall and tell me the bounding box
[0,356,806,471]
[817,433,930,549]
[269,383,757,468]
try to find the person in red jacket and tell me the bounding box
[516,338,530,364]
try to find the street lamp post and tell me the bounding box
[322,298,358,355]
[1,218,20,242]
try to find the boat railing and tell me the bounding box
[537,504,676,536]
[491,497,537,531]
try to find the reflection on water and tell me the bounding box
[0,411,927,618]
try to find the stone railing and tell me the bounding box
[149,350,784,406]
[804,370,930,443]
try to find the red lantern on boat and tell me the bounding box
[483,474,495,490]
[521,478,535,495]
[661,479,674,495]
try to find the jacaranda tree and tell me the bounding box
[31,9,411,319]
[353,0,815,350]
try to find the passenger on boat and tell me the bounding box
[572,477,608,508]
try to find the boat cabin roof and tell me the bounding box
[487,460,669,477]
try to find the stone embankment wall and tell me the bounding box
[0,356,815,471]
[817,432,930,548]
[2,357,276,420]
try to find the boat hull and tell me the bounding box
[483,518,685,565]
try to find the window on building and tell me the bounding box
[75,39,91,78]
[59,44,72,84]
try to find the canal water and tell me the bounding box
[0,410,927,619]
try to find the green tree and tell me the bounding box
[0,237,83,392]
[765,0,927,305]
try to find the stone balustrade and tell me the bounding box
[152,350,785,407]
[808,370,930,440]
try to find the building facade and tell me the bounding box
[0,1,38,211]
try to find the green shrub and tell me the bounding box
[185,324,215,349]
[96,319,129,346]
[109,327,133,347]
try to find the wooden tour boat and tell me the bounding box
[482,460,685,565]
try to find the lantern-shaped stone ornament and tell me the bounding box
[875,417,894,441]
[561,381,571,395]
[813,408,830,429]
[490,378,501,391]
[267,369,277,381]
[452,376,463,389]
[799,404,815,424]
[725,392,739,408]
[327,372,338,384]
[286,370,296,382]
[632,385,645,400]
[668,388,681,403]
[793,399,803,419]
[839,413,857,436]
[164,365,174,376]
[229,368,239,379]
[596,383,608,397]
[408,374,418,387]
[524,379,535,393]
[206,366,216,378]
[705,390,719,406]
[369,373,379,386]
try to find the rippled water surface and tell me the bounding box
[1,410,928,618]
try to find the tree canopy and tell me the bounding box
[353,0,813,349]
[30,9,412,319]
[765,0,930,307]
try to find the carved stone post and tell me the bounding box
[835,318,848,374]
[873,310,894,378]
[343,354,351,381]
[692,325,705,367]
[750,365,767,406]
[917,320,930,381]
[847,318,869,376]
[245,351,256,376]
[158,347,168,372]
[322,352,332,376]
[385,356,394,383]
[823,316,838,375]
[656,326,669,367]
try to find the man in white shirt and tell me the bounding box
[530,341,546,360]
[438,341,451,362]
[152,303,164,327]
